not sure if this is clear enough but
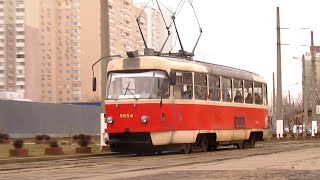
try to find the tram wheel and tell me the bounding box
[208,145,218,151]
[250,139,256,148]
[182,143,192,154]
[201,136,208,152]
[236,141,244,149]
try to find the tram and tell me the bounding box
[96,52,268,154]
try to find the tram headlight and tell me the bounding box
[105,116,114,124]
[140,115,149,123]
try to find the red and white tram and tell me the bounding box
[102,54,268,154]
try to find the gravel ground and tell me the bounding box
[0,140,320,180]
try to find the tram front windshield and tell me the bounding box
[106,70,169,100]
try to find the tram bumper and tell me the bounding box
[106,132,154,153]
[106,132,151,144]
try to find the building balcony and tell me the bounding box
[16,42,25,47]
[16,35,24,39]
[16,19,24,24]
[16,81,25,86]
[16,27,24,32]
[16,12,24,17]
[16,66,25,70]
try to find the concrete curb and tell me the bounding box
[0,152,110,165]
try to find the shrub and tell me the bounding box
[35,134,44,140]
[72,134,79,140]
[0,133,9,140]
[306,133,311,137]
[2,134,9,140]
[49,139,59,148]
[283,133,287,137]
[13,139,24,149]
[84,135,91,141]
[42,134,51,141]
[78,139,89,147]
[290,132,295,137]
[272,133,277,138]
[75,134,91,147]
[78,134,85,140]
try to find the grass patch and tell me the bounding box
[0,136,104,159]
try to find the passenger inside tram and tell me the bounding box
[245,93,253,103]
[234,90,244,103]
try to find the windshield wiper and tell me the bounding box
[124,82,138,101]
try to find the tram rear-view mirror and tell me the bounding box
[92,77,97,91]
[170,70,176,85]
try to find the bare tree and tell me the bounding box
[282,94,303,132]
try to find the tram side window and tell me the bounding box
[221,77,232,102]
[174,72,193,99]
[254,82,263,105]
[194,73,207,100]
[244,81,253,104]
[263,84,268,105]
[209,75,221,101]
[233,79,244,103]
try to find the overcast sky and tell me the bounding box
[133,0,320,99]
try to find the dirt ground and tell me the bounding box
[1,140,320,180]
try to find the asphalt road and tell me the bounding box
[1,140,320,180]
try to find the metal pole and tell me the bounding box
[276,7,283,124]
[311,31,316,132]
[302,55,308,134]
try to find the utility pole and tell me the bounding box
[273,72,276,129]
[302,55,308,133]
[310,31,316,131]
[100,0,110,112]
[100,0,110,148]
[276,7,283,136]
[288,90,291,131]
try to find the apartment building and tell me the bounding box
[0,0,25,99]
[109,0,147,56]
[25,0,100,103]
[304,46,320,108]
[24,0,148,103]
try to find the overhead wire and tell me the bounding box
[138,0,152,17]
[155,0,168,28]
[158,0,173,14]
[188,0,201,28]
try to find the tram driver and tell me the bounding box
[182,85,192,99]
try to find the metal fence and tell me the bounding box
[0,100,100,138]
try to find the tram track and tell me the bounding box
[0,140,319,177]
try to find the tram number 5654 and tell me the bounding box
[120,113,134,118]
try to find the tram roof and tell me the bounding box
[109,55,266,83]
[165,56,266,83]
